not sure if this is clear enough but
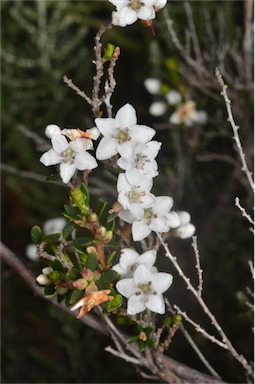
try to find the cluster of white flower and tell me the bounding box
[94,103,195,241]
[109,0,167,27]
[112,248,173,314]
[40,124,99,184]
[144,78,208,126]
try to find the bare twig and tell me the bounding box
[63,75,92,104]
[235,197,254,226]
[191,236,203,296]
[215,68,254,192]
[157,232,254,378]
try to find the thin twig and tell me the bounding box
[63,75,91,104]
[215,68,254,192]
[191,236,203,297]
[235,197,254,226]
[157,232,254,378]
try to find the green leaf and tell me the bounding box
[63,221,76,240]
[116,316,134,326]
[49,270,64,283]
[64,204,81,220]
[31,225,43,244]
[106,251,116,266]
[126,335,139,344]
[50,259,65,273]
[80,183,90,205]
[101,269,118,283]
[107,211,118,223]
[69,289,84,305]
[72,237,92,253]
[46,174,61,183]
[139,340,145,352]
[68,268,82,281]
[44,285,55,296]
[146,337,155,349]
[107,294,122,310]
[86,253,98,271]
[163,316,172,328]
[98,199,107,218]
[45,233,61,243]
[57,294,67,304]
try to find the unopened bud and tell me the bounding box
[87,213,98,223]
[42,267,53,275]
[82,268,94,281]
[36,274,52,286]
[96,226,107,239]
[173,314,182,324]
[103,230,113,244]
[73,278,89,290]
[56,287,68,295]
[86,246,97,254]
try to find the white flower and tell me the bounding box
[119,196,174,241]
[174,211,196,239]
[40,135,98,184]
[149,101,167,116]
[95,103,155,161]
[112,248,157,277]
[144,78,162,94]
[117,140,161,179]
[170,101,207,126]
[116,264,173,315]
[109,0,158,27]
[43,217,67,235]
[165,90,182,105]
[117,171,155,211]
[36,267,53,286]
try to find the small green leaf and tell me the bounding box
[139,340,145,351]
[57,294,67,304]
[146,337,155,349]
[103,43,115,62]
[46,174,61,183]
[45,233,61,243]
[79,253,88,266]
[86,253,98,271]
[63,221,76,240]
[80,183,90,205]
[50,259,65,273]
[68,268,82,281]
[163,316,172,328]
[98,199,107,218]
[69,289,84,305]
[49,270,64,283]
[31,225,43,244]
[44,285,55,296]
[116,316,133,326]
[106,251,116,266]
[126,335,139,344]
[72,237,92,253]
[64,204,81,220]
[107,211,118,223]
[101,269,118,283]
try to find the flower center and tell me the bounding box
[127,190,145,203]
[144,208,153,220]
[129,0,144,11]
[62,147,75,163]
[139,282,152,295]
[116,128,130,143]
[135,154,149,170]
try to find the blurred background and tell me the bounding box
[1,0,254,383]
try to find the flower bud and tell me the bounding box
[82,268,94,281]
[56,287,68,295]
[70,188,88,213]
[45,124,61,139]
[36,274,52,286]
[86,246,97,255]
[87,213,98,223]
[42,267,53,275]
[73,278,89,290]
[103,230,113,244]
[96,226,107,239]
[85,281,98,295]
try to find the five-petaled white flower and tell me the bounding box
[117,171,155,211]
[40,135,98,184]
[109,0,167,27]
[117,140,162,179]
[112,248,157,277]
[95,103,156,161]
[116,264,173,314]
[119,196,179,241]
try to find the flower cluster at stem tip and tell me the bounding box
[38,0,197,317]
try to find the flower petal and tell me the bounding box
[137,250,157,268]
[59,162,76,183]
[146,293,165,314]
[95,117,119,137]
[129,125,155,143]
[75,152,98,170]
[153,196,173,215]
[150,216,169,232]
[115,104,137,128]
[96,137,118,160]
[39,149,62,166]
[137,5,155,20]
[176,223,196,239]
[118,141,135,160]
[119,248,139,268]
[52,135,69,153]
[144,78,162,95]
[116,278,137,298]
[151,272,173,294]
[133,264,153,284]
[45,124,61,138]
[166,212,181,228]
[118,209,136,224]
[132,219,151,241]
[127,294,146,315]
